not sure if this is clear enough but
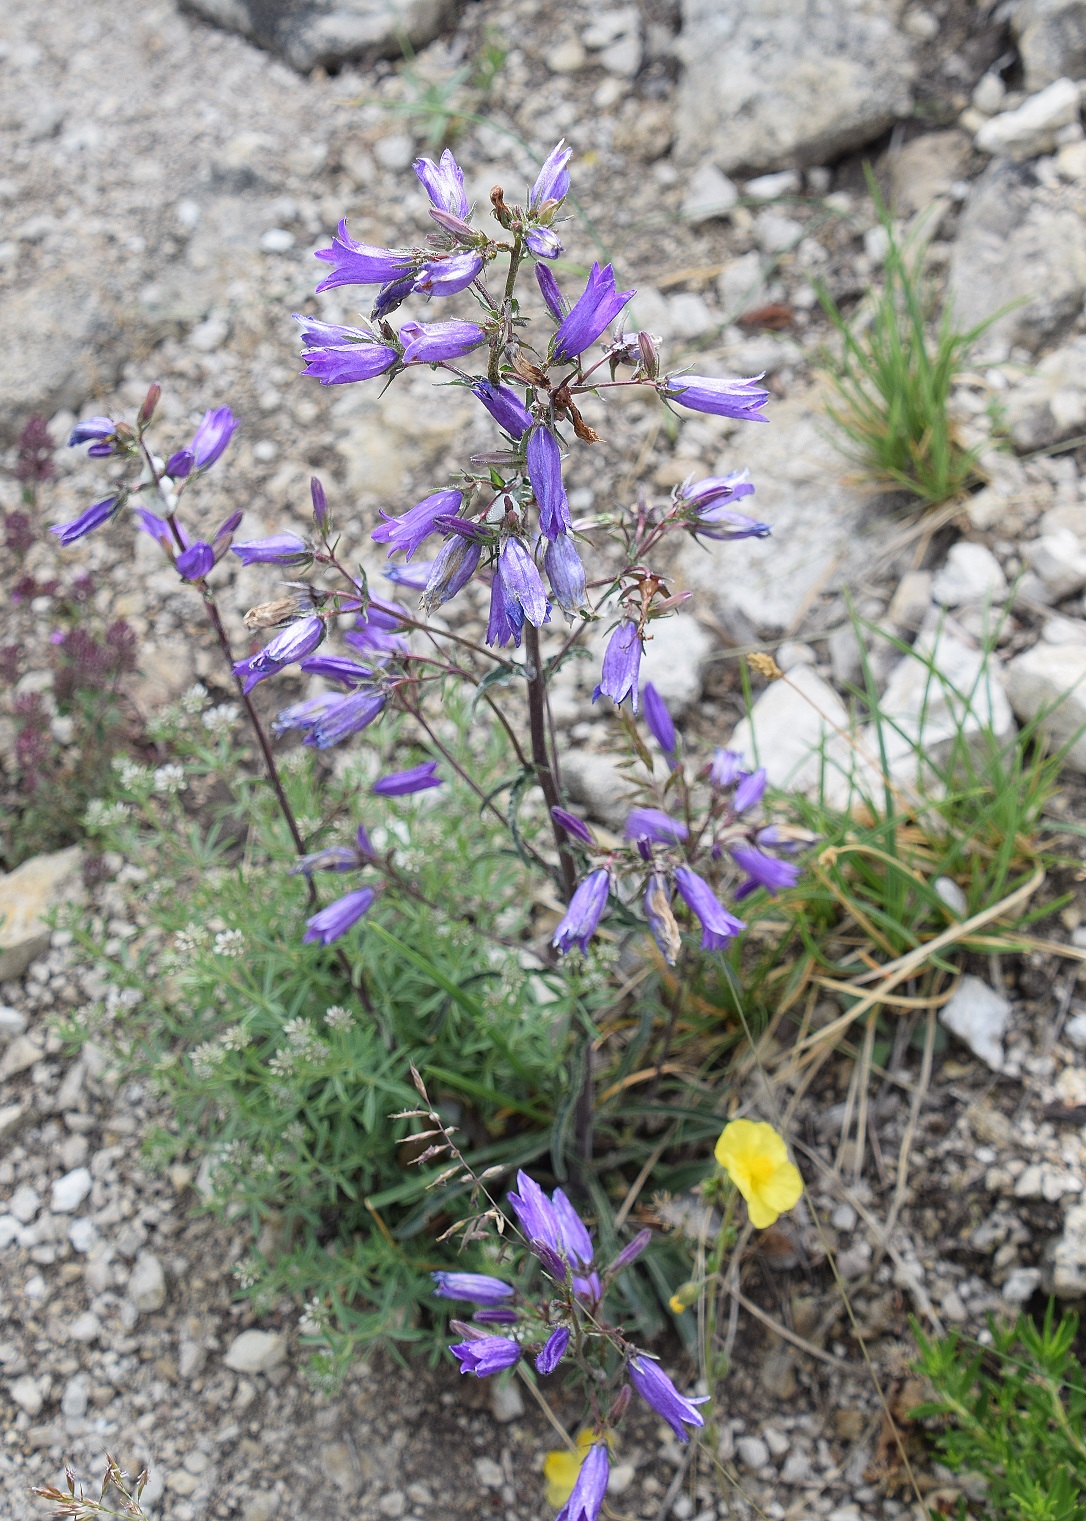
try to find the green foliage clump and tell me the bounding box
[913,1307,1086,1521]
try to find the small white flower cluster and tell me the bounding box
[191,1040,227,1079]
[323,1004,355,1031]
[298,1298,323,1336]
[181,684,209,714]
[174,923,209,959]
[213,929,246,958]
[152,763,186,794]
[84,798,131,830]
[268,1049,296,1078]
[282,1016,329,1063]
[220,1025,251,1051]
[202,702,239,735]
[112,756,151,792]
[232,1258,260,1290]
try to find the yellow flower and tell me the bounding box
[544,1431,612,1508]
[715,1119,803,1229]
[668,1281,701,1315]
[669,1292,687,1315]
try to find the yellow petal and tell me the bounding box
[669,1293,687,1314]
[746,1192,781,1229]
[759,1160,803,1214]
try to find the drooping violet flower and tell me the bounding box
[498,537,548,628]
[413,149,470,219]
[625,808,689,846]
[471,380,532,439]
[731,846,800,899]
[300,338,400,386]
[51,497,121,544]
[371,272,417,321]
[271,695,340,735]
[248,615,325,674]
[643,682,677,761]
[431,1272,514,1305]
[555,1444,609,1521]
[400,319,487,364]
[383,560,436,590]
[420,535,482,613]
[609,1228,653,1274]
[593,620,642,712]
[663,373,770,422]
[189,407,238,470]
[643,873,681,966]
[551,806,594,845]
[526,227,563,259]
[508,1171,561,1253]
[474,1307,519,1325]
[433,514,488,541]
[733,766,767,814]
[530,140,573,208]
[413,249,485,297]
[674,866,745,950]
[231,533,310,566]
[553,262,635,364]
[289,843,364,875]
[678,471,756,511]
[372,489,463,560]
[314,221,415,292]
[302,886,376,945]
[486,571,523,649]
[373,761,442,796]
[298,654,374,685]
[536,263,567,322]
[345,595,410,657]
[68,417,118,456]
[553,869,610,954]
[693,504,772,541]
[536,1327,570,1375]
[175,542,215,580]
[544,532,587,614]
[305,689,387,749]
[450,1336,522,1377]
[627,1356,709,1443]
[526,425,571,539]
[134,506,175,552]
[709,748,745,788]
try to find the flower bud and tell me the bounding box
[137,382,161,428]
[638,331,660,378]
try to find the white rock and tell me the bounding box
[1025,529,1086,601]
[9,1374,44,1416]
[754,210,803,253]
[1002,1267,1041,1303]
[61,1373,88,1421]
[1013,2,1086,93]
[68,1217,98,1253]
[601,33,642,76]
[1043,615,1086,645]
[975,78,1081,160]
[128,1251,167,1313]
[50,1167,92,1214]
[1,1033,43,1080]
[259,228,295,253]
[667,292,716,339]
[930,542,1008,607]
[223,1329,287,1373]
[0,845,84,981]
[716,251,767,316]
[179,1340,207,1379]
[562,750,636,829]
[939,975,1010,1070]
[727,665,860,797]
[372,134,415,172]
[972,73,1006,114]
[1065,1012,1086,1050]
[744,170,801,201]
[546,38,586,73]
[0,1005,26,1040]
[1005,644,1086,772]
[10,1183,40,1224]
[68,1312,102,1344]
[763,1425,790,1458]
[1050,1202,1086,1297]
[0,1216,20,1249]
[636,613,713,713]
[736,1435,770,1470]
[488,1378,524,1422]
[473,1457,504,1489]
[933,876,968,917]
[681,163,739,224]
[1003,335,1086,451]
[830,1203,857,1232]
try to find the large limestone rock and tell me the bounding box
[947,163,1086,354]
[673,0,915,174]
[1011,0,1086,91]
[727,665,867,799]
[1002,335,1086,453]
[179,0,459,72]
[1005,644,1086,772]
[0,846,84,981]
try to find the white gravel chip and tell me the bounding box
[50,1166,92,1213]
[9,1184,40,1224]
[223,1329,287,1373]
[128,1250,167,1313]
[939,975,1010,1071]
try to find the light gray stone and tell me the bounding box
[50,1167,92,1214]
[716,251,768,317]
[754,209,803,253]
[667,292,716,339]
[727,665,862,798]
[1004,335,1086,452]
[974,78,1081,160]
[223,1329,287,1373]
[10,1184,40,1225]
[0,1006,26,1041]
[1050,1201,1086,1296]
[736,1435,770,1471]
[9,1374,44,1417]
[638,614,712,713]
[889,130,972,216]
[1005,643,1086,771]
[1065,1011,1086,1048]
[674,0,915,174]
[930,542,1008,607]
[1,1035,43,1081]
[1025,529,1086,601]
[0,846,84,981]
[128,1251,167,1313]
[179,0,460,73]
[744,169,801,201]
[68,1312,102,1344]
[562,750,636,830]
[939,975,1011,1071]
[1011,0,1086,91]
[61,1374,88,1421]
[681,162,739,224]
[489,1378,524,1422]
[1002,1266,1042,1303]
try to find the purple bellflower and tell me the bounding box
[400,319,486,364]
[372,489,463,560]
[625,808,689,846]
[68,417,118,456]
[709,748,745,788]
[628,1356,709,1443]
[314,221,415,292]
[731,846,801,899]
[526,227,563,259]
[471,380,532,439]
[693,504,771,541]
[298,655,373,685]
[486,572,523,649]
[678,472,756,511]
[663,373,770,422]
[507,1172,595,1274]
[498,537,548,627]
[431,1272,514,1305]
[51,496,120,544]
[508,1171,561,1253]
[372,272,416,321]
[733,766,767,813]
[552,869,610,954]
[304,689,386,748]
[302,886,375,945]
[373,761,442,796]
[247,615,325,674]
[300,338,400,386]
[189,407,238,470]
[134,507,174,552]
[383,560,435,590]
[643,682,677,760]
[544,532,587,614]
[421,535,481,613]
[413,149,470,219]
[593,620,642,712]
[231,533,310,566]
[536,1327,570,1375]
[271,694,340,735]
[674,866,745,950]
[413,249,485,297]
[553,262,635,364]
[551,806,594,845]
[473,1308,519,1326]
[450,1336,521,1377]
[555,1444,609,1521]
[526,425,571,539]
[536,263,567,322]
[530,141,572,208]
[175,542,214,580]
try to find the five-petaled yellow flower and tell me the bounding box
[715,1119,803,1229]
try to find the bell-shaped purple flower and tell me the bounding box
[304,689,387,748]
[643,682,677,760]
[371,272,417,321]
[710,748,745,788]
[299,655,374,685]
[414,149,470,219]
[414,250,484,297]
[537,263,567,322]
[231,533,310,566]
[556,1444,609,1521]
[311,476,328,530]
[526,425,570,539]
[628,1356,709,1443]
[373,761,442,796]
[190,407,238,470]
[300,338,400,386]
[431,1272,514,1305]
[68,417,118,456]
[486,571,523,649]
[272,694,340,735]
[553,868,610,954]
[474,1307,519,1325]
[420,535,482,613]
[693,505,772,541]
[302,886,376,945]
[498,537,548,628]
[508,1170,562,1253]
[551,806,594,845]
[544,533,587,614]
[450,1336,521,1377]
[553,262,635,364]
[345,596,409,658]
[373,489,463,561]
[471,380,532,439]
[314,220,415,292]
[625,808,688,846]
[674,866,744,950]
[526,227,563,259]
[383,560,435,590]
[400,319,487,364]
[530,141,573,208]
[252,615,325,672]
[731,846,800,899]
[134,507,174,551]
[663,373,770,422]
[678,472,756,511]
[51,496,120,544]
[733,766,767,814]
[175,542,215,580]
[593,620,642,712]
[536,1327,570,1375]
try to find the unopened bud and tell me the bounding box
[609,1228,653,1274]
[530,1237,569,1284]
[137,382,161,428]
[668,1281,701,1314]
[609,1385,632,1423]
[244,596,299,630]
[429,207,479,245]
[638,331,660,378]
[310,476,328,530]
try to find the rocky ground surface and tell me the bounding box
[4,0,1086,1515]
